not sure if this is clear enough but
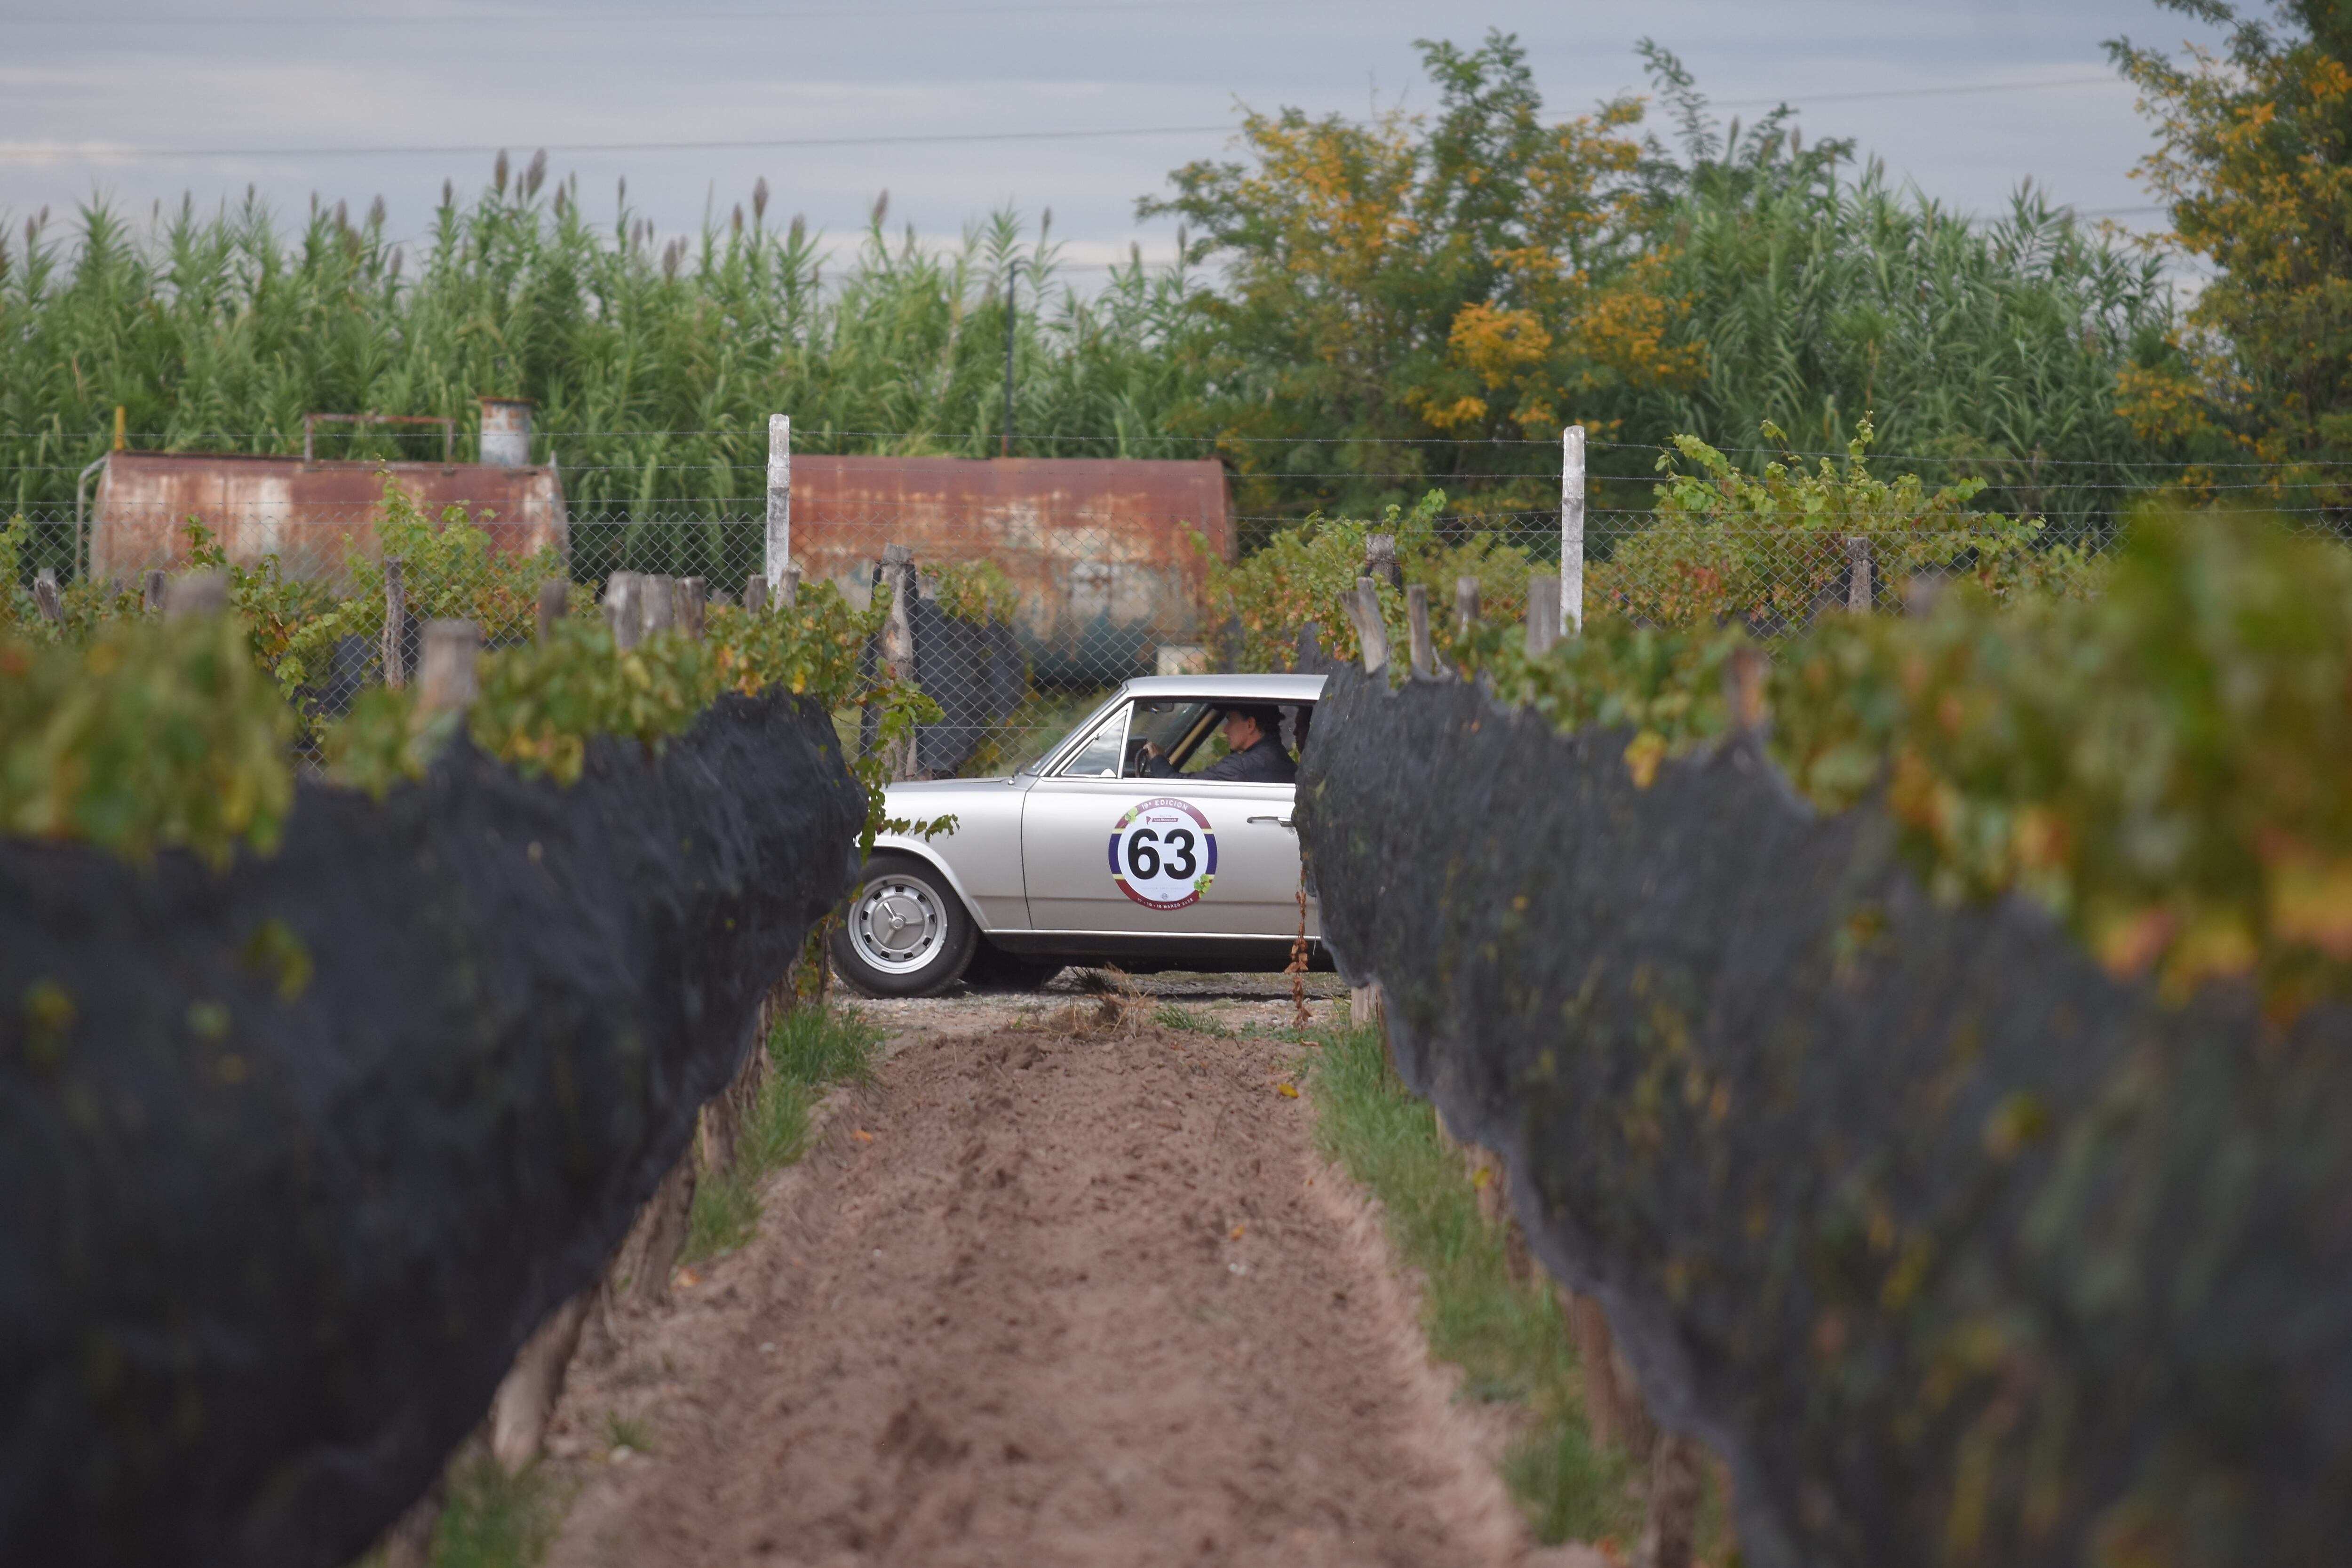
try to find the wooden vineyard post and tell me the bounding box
[1637,1434,1704,1568]
[679,576,707,641]
[375,1476,447,1568]
[1726,644,1769,738]
[415,621,479,717]
[31,569,62,624]
[1406,583,1436,679]
[1847,533,1874,613]
[743,572,769,615]
[605,572,642,651]
[1364,531,1403,590]
[1342,577,1388,675]
[163,569,227,620]
[143,568,166,615]
[1561,1287,1653,1454]
[879,544,919,781]
[1454,576,1480,677]
[1343,587,1390,1033]
[536,578,567,644]
[1526,573,1562,656]
[642,573,677,637]
[486,1288,595,1476]
[381,557,407,688]
[780,562,802,607]
[1287,873,1311,1031]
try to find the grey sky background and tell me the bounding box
[0,0,2232,283]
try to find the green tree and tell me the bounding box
[1140,31,1695,532]
[2111,0,2352,485]
[1629,44,2183,535]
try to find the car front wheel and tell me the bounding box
[829,855,977,998]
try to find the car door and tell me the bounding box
[1019,698,1306,938]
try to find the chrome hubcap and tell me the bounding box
[850,877,944,974]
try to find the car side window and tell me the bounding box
[1125,699,1218,777]
[1056,704,1130,778]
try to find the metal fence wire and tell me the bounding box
[7,426,2328,776]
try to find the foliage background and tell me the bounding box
[0,28,2211,566]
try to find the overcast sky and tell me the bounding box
[0,0,2229,283]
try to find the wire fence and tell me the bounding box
[8,427,2343,776]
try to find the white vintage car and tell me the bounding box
[830,673,1328,996]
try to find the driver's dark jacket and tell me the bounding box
[1142,734,1296,784]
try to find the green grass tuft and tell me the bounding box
[1305,1019,1647,1546]
[423,1455,565,1568]
[601,1412,652,1455]
[683,1002,884,1264]
[1152,1001,1235,1036]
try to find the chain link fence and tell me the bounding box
[9,426,2293,775]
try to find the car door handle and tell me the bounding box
[1247,816,1295,828]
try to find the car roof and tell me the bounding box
[1120,673,1328,701]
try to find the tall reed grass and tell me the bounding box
[0,172,1204,530]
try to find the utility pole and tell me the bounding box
[1001,259,1019,459]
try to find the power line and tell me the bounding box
[3,0,1383,25]
[1707,75,2118,110]
[0,124,1236,164]
[0,69,2137,165]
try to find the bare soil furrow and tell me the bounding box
[543,1008,1551,1568]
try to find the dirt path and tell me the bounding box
[542,986,1567,1568]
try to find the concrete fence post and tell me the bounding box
[1563,424,1586,635]
[766,413,792,594]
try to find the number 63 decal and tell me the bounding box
[1108,798,1220,910]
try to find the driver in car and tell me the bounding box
[1138,703,1296,784]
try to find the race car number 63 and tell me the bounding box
[1108,798,1219,910]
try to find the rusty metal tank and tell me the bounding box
[792,456,1233,684]
[87,449,567,581]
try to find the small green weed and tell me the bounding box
[683,1003,884,1263]
[601,1412,652,1454]
[1152,1001,1234,1036]
[424,1453,564,1568]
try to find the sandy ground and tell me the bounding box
[539,974,1590,1568]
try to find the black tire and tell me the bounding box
[828,854,978,998]
[963,944,1066,992]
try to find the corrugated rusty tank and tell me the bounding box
[87,449,566,581]
[794,456,1232,684]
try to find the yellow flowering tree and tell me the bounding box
[2111,0,2352,486]
[1142,31,1696,526]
